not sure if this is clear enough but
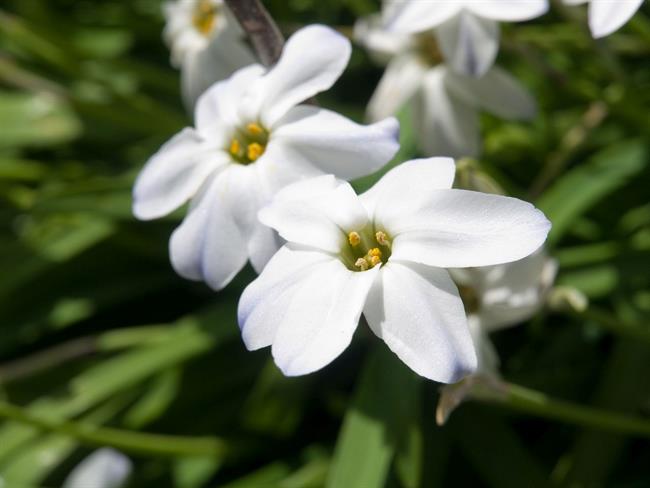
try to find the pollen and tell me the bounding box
[247,123,264,135]
[354,258,369,271]
[192,0,218,36]
[348,231,361,246]
[369,255,381,267]
[375,231,391,247]
[247,143,264,161]
[368,248,382,258]
[229,138,241,157]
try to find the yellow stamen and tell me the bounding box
[368,248,382,258]
[355,258,369,271]
[192,0,217,36]
[247,122,264,135]
[369,255,381,267]
[348,231,361,247]
[247,142,264,161]
[229,138,241,156]
[375,231,390,247]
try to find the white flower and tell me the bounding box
[355,15,536,158]
[63,449,131,488]
[563,0,644,38]
[238,158,551,383]
[163,0,255,109]
[133,25,400,291]
[384,0,548,76]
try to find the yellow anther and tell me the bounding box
[348,231,361,247]
[375,231,390,247]
[193,0,217,35]
[369,248,382,258]
[246,122,264,135]
[229,138,241,156]
[247,142,264,161]
[355,258,369,271]
[369,255,381,267]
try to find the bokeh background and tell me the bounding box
[1,0,649,486]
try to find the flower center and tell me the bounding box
[192,0,218,36]
[342,228,392,272]
[457,285,481,314]
[228,123,269,165]
[415,33,443,66]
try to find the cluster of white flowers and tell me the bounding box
[133,0,639,387]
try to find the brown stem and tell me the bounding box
[224,0,284,67]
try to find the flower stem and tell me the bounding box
[224,0,284,67]
[0,400,227,458]
[468,380,650,438]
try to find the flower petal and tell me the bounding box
[360,157,456,219]
[181,36,256,113]
[363,261,476,383]
[386,189,551,268]
[132,128,226,220]
[169,165,261,290]
[271,259,379,376]
[259,176,368,253]
[589,0,644,38]
[436,12,500,77]
[238,245,333,350]
[465,0,549,22]
[414,67,480,158]
[194,63,266,132]
[444,66,537,120]
[366,54,428,121]
[384,0,461,33]
[63,448,132,488]
[273,106,399,180]
[354,13,414,61]
[258,25,351,126]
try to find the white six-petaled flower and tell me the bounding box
[355,14,536,158]
[238,158,551,383]
[563,0,645,38]
[163,0,255,108]
[384,0,548,76]
[63,449,131,488]
[133,25,400,291]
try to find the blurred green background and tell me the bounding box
[1,0,650,486]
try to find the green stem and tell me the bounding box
[572,306,650,345]
[0,400,227,458]
[469,381,650,438]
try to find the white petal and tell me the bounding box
[589,0,643,38]
[273,106,399,180]
[259,176,368,253]
[132,128,226,220]
[436,12,500,77]
[386,189,551,268]
[444,66,537,119]
[363,261,476,383]
[238,245,333,350]
[384,0,461,33]
[169,165,260,290]
[248,224,283,274]
[258,25,351,126]
[194,63,266,132]
[181,36,256,113]
[366,54,428,121]
[467,315,500,376]
[360,157,456,219]
[271,259,379,376]
[414,67,480,158]
[354,13,414,61]
[63,448,132,488]
[466,0,549,22]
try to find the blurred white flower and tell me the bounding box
[133,25,400,291]
[238,158,551,383]
[163,0,255,109]
[384,0,548,76]
[436,250,557,423]
[62,448,132,488]
[564,0,644,38]
[355,15,536,158]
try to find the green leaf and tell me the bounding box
[537,140,647,245]
[326,346,421,488]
